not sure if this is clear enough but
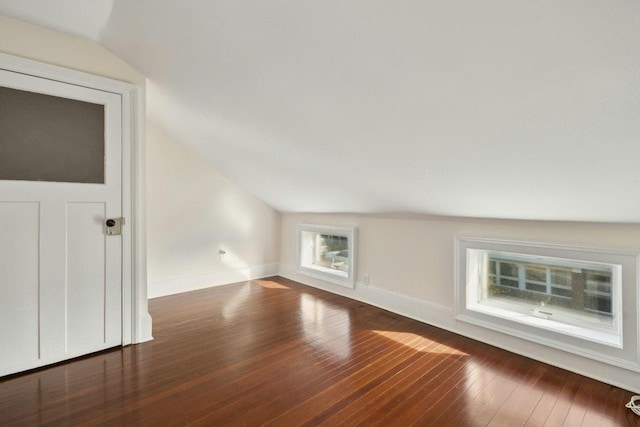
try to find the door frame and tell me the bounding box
[0,52,152,345]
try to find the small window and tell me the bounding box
[298,224,356,288]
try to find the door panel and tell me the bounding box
[66,202,116,353]
[0,202,40,369]
[0,70,123,376]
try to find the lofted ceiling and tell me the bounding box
[1,1,639,222]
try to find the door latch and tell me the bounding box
[105,217,125,235]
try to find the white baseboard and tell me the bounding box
[279,268,455,331]
[355,282,456,330]
[135,312,154,343]
[148,263,279,299]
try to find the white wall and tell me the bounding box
[0,15,145,88]
[280,213,640,392]
[146,125,281,297]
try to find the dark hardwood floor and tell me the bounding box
[1,276,638,426]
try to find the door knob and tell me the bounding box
[105,218,124,235]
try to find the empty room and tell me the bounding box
[1,1,639,426]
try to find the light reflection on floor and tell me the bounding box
[255,279,290,290]
[222,280,291,320]
[221,283,252,319]
[372,330,469,355]
[299,294,351,360]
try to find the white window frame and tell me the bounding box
[455,237,640,371]
[297,224,356,288]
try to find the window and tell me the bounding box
[298,224,356,288]
[455,237,640,370]
[465,246,621,346]
[484,252,614,326]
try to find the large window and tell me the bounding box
[298,224,356,288]
[455,237,640,370]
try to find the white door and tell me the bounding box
[0,69,122,377]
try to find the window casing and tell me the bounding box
[298,224,356,288]
[455,237,640,371]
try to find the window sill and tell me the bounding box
[298,266,354,289]
[466,301,621,348]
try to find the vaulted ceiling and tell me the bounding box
[1,1,639,222]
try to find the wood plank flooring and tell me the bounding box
[1,276,638,426]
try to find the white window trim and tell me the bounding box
[454,236,640,372]
[297,224,356,289]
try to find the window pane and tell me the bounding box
[301,232,350,274]
[586,271,612,294]
[499,278,519,288]
[551,287,573,298]
[482,252,617,321]
[320,234,349,272]
[584,295,612,314]
[500,262,518,278]
[0,86,105,183]
[525,265,546,282]
[526,282,546,293]
[551,269,571,286]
